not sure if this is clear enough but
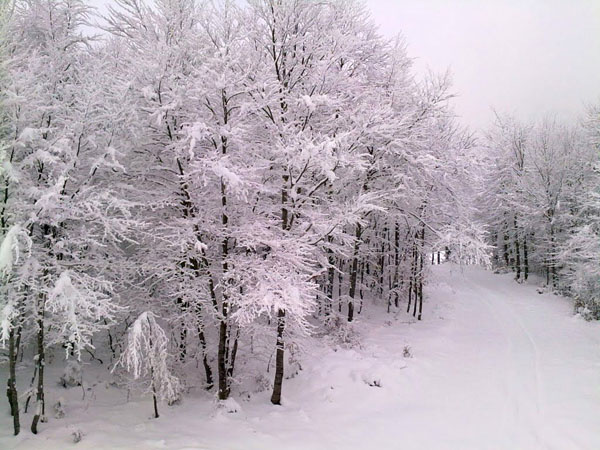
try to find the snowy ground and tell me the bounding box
[2,264,599,449]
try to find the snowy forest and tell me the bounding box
[0,0,599,448]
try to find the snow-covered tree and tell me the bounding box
[558,104,600,318]
[117,311,181,418]
[1,0,132,433]
[482,109,599,314]
[0,225,31,435]
[0,0,561,439]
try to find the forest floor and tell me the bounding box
[1,264,600,449]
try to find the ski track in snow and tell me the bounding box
[1,264,599,450]
[471,277,546,447]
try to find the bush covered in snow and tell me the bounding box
[59,361,82,388]
[322,314,362,349]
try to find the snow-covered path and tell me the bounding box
[382,265,600,450]
[2,264,599,449]
[281,263,600,450]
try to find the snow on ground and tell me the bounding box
[1,264,599,449]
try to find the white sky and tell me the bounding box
[88,0,600,129]
[366,0,600,129]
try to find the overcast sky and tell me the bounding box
[366,0,600,129]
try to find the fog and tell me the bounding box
[367,0,600,129]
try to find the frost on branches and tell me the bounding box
[46,271,121,358]
[117,312,181,418]
[481,106,600,314]
[0,0,596,442]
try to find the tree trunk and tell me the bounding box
[407,244,415,314]
[227,328,240,379]
[179,326,187,362]
[378,227,386,297]
[217,317,230,400]
[347,223,362,322]
[418,226,425,320]
[7,327,20,435]
[491,231,498,265]
[325,239,335,315]
[337,259,343,313]
[412,241,419,318]
[523,235,529,280]
[270,308,285,405]
[23,363,37,414]
[359,261,365,303]
[152,392,159,419]
[217,125,232,400]
[105,319,116,361]
[358,261,365,315]
[271,173,290,405]
[15,324,22,363]
[549,225,557,289]
[394,224,400,307]
[197,324,213,390]
[151,366,159,419]
[514,216,521,281]
[31,316,45,434]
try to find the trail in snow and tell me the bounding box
[459,269,600,450]
[1,264,599,450]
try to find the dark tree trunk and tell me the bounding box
[179,326,187,362]
[217,317,230,400]
[152,392,159,419]
[175,149,224,391]
[23,363,37,414]
[7,327,20,435]
[347,223,362,322]
[337,258,343,313]
[394,224,400,307]
[15,324,22,363]
[412,240,419,318]
[412,275,418,317]
[550,225,557,289]
[523,235,529,281]
[358,261,364,315]
[147,320,160,419]
[271,174,290,405]
[359,261,365,303]
[151,366,159,419]
[325,239,335,315]
[491,231,498,265]
[418,226,425,320]
[378,227,386,297]
[217,125,233,400]
[31,317,45,434]
[197,323,213,390]
[105,319,116,361]
[548,218,558,289]
[514,217,521,281]
[407,244,415,314]
[417,278,423,320]
[270,308,285,405]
